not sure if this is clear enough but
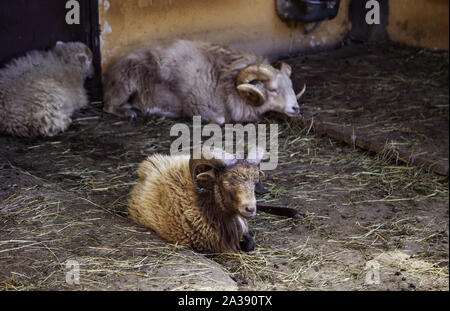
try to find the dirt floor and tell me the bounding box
[0,42,448,291]
[291,42,449,176]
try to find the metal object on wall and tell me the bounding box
[276,0,341,24]
[99,0,352,70]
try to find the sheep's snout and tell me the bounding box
[286,83,306,117]
[285,102,301,117]
[239,201,257,218]
[269,75,303,118]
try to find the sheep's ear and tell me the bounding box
[255,179,269,195]
[273,61,292,77]
[189,159,218,192]
[77,54,87,63]
[53,43,69,60]
[254,164,268,195]
[196,169,215,181]
[84,46,93,57]
[190,147,236,192]
[192,165,217,192]
[237,84,266,107]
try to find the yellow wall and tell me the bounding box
[98,0,351,70]
[98,0,450,71]
[388,0,449,50]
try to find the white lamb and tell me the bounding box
[0,41,94,137]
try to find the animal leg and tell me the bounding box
[130,92,149,115]
[240,232,255,252]
[257,204,301,218]
[105,105,138,121]
[103,87,138,120]
[194,249,215,258]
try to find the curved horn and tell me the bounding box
[236,64,276,107]
[273,61,292,77]
[236,84,266,107]
[236,63,277,85]
[296,84,306,100]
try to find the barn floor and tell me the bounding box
[0,42,448,291]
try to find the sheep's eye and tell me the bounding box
[269,88,278,94]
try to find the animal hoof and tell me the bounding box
[240,240,255,252]
[240,232,255,252]
[129,113,138,122]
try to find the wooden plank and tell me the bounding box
[299,117,449,177]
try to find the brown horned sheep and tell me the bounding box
[103,39,306,124]
[128,146,266,253]
[0,41,94,137]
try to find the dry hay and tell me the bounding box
[0,42,448,291]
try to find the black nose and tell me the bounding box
[292,106,300,114]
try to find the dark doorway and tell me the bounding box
[0,0,102,101]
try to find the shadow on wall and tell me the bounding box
[387,0,449,50]
[98,0,352,70]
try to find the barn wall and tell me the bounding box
[98,0,352,70]
[387,0,449,50]
[0,0,102,100]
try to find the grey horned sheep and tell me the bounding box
[103,39,305,124]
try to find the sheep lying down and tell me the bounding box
[129,147,267,253]
[103,39,306,124]
[0,41,94,137]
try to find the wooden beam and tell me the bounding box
[298,118,449,177]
